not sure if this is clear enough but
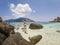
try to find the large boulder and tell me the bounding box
[2,33,34,45]
[29,23,43,29]
[0,17,3,22]
[0,22,15,37]
[0,33,7,45]
[56,30,60,33]
[29,35,42,44]
[0,17,15,45]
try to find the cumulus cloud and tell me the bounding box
[9,3,32,18]
[33,10,36,13]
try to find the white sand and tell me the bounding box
[14,27,60,45]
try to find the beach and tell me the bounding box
[10,22,60,45]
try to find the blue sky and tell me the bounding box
[0,0,60,21]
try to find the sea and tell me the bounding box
[9,22,60,45]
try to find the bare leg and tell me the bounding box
[22,28,28,34]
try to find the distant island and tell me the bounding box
[50,17,60,22]
[5,18,34,22]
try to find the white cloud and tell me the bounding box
[33,10,36,13]
[9,3,32,18]
[10,3,15,9]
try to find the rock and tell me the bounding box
[0,33,7,45]
[2,37,17,45]
[29,23,43,29]
[0,17,15,45]
[0,17,3,22]
[2,33,34,45]
[29,35,42,44]
[0,22,15,37]
[56,30,60,33]
[50,17,60,22]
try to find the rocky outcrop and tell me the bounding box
[50,17,60,22]
[0,22,15,36]
[29,23,43,29]
[2,33,34,45]
[0,17,15,45]
[29,35,42,44]
[0,33,7,45]
[0,17,2,22]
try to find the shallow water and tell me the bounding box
[10,22,60,45]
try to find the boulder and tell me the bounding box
[0,33,7,45]
[29,23,43,29]
[0,22,15,37]
[0,17,3,22]
[0,17,15,45]
[29,35,42,44]
[56,30,60,33]
[2,33,34,45]
[2,37,17,45]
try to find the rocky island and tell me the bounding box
[50,17,60,22]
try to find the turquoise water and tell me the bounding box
[9,22,60,35]
[9,22,60,31]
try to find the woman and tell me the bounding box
[22,20,28,34]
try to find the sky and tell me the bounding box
[0,0,60,21]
